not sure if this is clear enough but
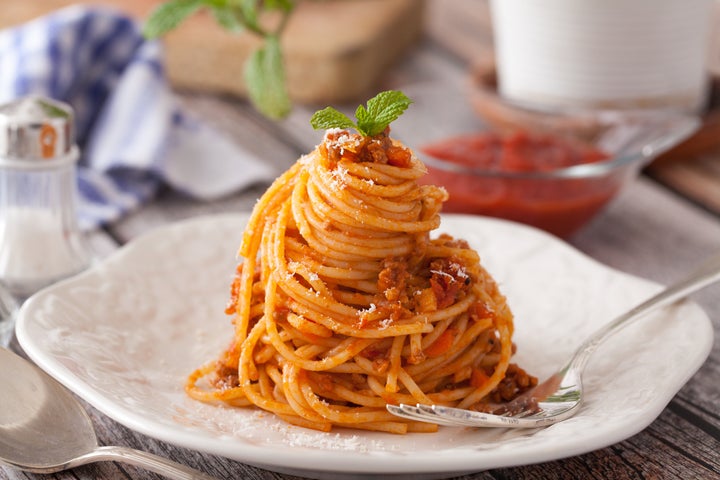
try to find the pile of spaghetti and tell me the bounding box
[187,127,536,434]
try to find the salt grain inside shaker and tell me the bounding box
[0,95,92,301]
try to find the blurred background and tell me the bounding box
[2,0,720,238]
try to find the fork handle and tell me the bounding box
[570,252,720,372]
[68,446,218,480]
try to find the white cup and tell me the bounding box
[489,0,713,113]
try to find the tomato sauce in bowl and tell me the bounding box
[420,131,626,238]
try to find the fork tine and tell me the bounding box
[414,404,470,427]
[401,404,465,427]
[433,404,577,428]
[385,404,430,424]
[387,403,525,428]
[428,405,528,428]
[512,409,535,419]
[385,404,467,427]
[385,404,426,424]
[387,403,568,428]
[413,404,529,428]
[435,405,568,428]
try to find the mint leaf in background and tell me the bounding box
[356,90,412,137]
[144,0,296,119]
[245,36,291,120]
[238,0,261,33]
[210,5,244,33]
[143,0,204,38]
[310,107,357,131]
[264,0,295,13]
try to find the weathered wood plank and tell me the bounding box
[493,408,720,479]
[647,154,720,215]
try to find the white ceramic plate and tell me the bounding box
[16,213,713,480]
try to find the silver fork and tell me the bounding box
[387,253,720,428]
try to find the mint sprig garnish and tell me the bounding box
[310,90,412,137]
[144,0,293,119]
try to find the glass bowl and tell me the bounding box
[416,110,699,238]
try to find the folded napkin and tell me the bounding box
[0,5,275,229]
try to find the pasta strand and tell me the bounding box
[186,129,535,433]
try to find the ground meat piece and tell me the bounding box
[434,233,470,250]
[378,257,410,302]
[429,257,471,308]
[322,127,412,168]
[470,300,495,322]
[365,136,390,164]
[211,363,239,390]
[488,363,538,403]
[386,144,412,167]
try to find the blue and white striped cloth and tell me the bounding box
[0,5,274,228]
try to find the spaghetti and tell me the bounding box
[187,127,536,434]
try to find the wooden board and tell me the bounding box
[1,0,425,104]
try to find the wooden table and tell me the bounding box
[4,1,720,479]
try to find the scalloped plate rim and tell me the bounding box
[15,213,713,479]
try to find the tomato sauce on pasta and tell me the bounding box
[186,128,536,433]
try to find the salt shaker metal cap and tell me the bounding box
[0,95,77,166]
[0,94,91,303]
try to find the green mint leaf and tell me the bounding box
[310,90,413,136]
[143,0,204,38]
[144,0,297,119]
[265,0,295,12]
[310,107,357,131]
[356,90,412,137]
[354,104,371,136]
[238,0,261,32]
[210,5,244,33]
[244,35,291,119]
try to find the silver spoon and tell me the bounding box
[0,347,217,479]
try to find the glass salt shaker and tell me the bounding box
[0,95,92,326]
